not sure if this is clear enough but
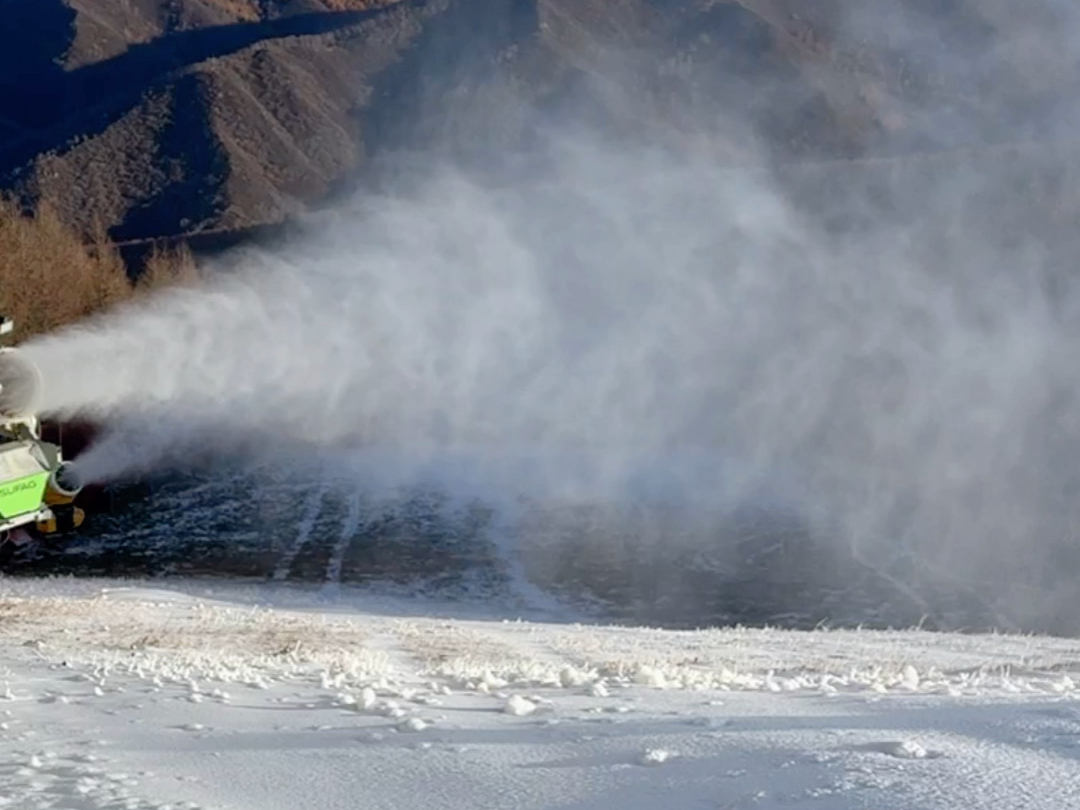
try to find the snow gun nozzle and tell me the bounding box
[50,461,84,498]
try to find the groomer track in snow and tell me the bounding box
[6,472,510,594]
[2,465,945,634]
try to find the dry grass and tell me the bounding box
[136,242,203,294]
[205,0,263,22]
[0,198,200,342]
[0,594,388,682]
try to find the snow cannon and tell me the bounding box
[0,317,85,550]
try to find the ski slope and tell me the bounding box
[0,578,1079,810]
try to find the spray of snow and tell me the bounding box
[23,138,1080,613]
[17,4,1080,628]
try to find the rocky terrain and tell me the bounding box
[1,0,1078,247]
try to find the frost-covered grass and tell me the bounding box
[3,578,1080,695]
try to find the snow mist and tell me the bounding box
[26,153,807,505]
[20,2,1080,631]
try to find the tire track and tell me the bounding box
[324,489,362,592]
[272,483,328,581]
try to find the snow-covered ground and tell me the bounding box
[2,577,1080,810]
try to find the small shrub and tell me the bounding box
[136,242,202,293]
[0,198,199,342]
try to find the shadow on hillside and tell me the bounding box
[0,0,76,130]
[0,3,420,179]
[110,73,231,244]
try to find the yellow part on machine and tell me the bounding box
[44,483,77,507]
[35,506,85,535]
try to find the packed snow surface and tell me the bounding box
[1,577,1080,809]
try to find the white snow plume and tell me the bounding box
[20,142,1080,614]
[20,3,1080,630]
[25,153,809,507]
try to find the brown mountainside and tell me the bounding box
[0,0,1077,246]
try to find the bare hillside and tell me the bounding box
[1,0,1077,244]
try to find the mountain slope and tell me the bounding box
[1,0,1077,244]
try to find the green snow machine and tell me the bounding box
[0,316,84,552]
